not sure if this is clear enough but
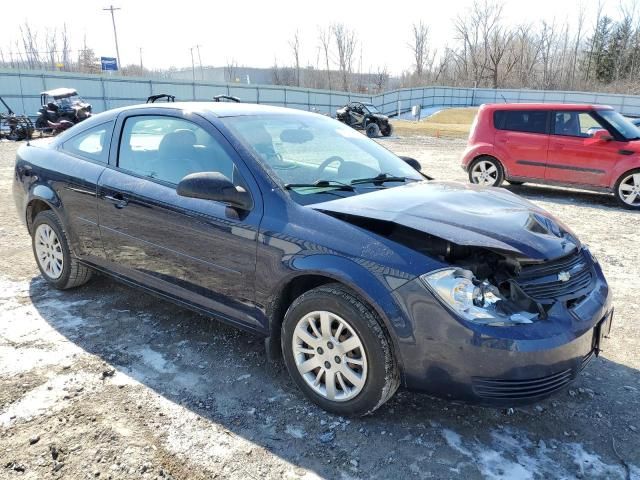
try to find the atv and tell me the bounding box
[36,88,92,132]
[335,101,393,138]
[0,95,34,141]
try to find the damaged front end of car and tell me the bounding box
[310,181,612,404]
[318,209,593,328]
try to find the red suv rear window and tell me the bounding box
[494,110,548,134]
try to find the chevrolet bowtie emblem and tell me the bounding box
[558,271,571,282]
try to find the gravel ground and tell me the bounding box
[1,136,639,480]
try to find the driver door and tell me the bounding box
[97,110,264,331]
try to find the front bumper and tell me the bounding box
[391,264,612,406]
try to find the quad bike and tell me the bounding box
[0,96,34,141]
[36,88,92,133]
[336,101,393,138]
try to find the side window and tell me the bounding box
[494,110,547,134]
[61,121,113,163]
[118,115,238,186]
[553,112,604,137]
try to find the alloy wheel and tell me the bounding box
[618,172,640,206]
[34,224,64,279]
[471,160,499,185]
[292,310,368,402]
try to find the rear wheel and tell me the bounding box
[614,169,640,209]
[281,284,399,416]
[366,123,380,138]
[32,211,92,289]
[468,156,504,187]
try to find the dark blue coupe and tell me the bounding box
[13,103,613,415]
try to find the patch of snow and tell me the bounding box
[439,425,633,480]
[0,372,95,427]
[285,425,306,439]
[441,428,473,457]
[136,346,175,374]
[0,345,77,376]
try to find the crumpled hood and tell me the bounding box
[311,181,580,261]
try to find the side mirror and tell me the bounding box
[177,172,253,210]
[399,156,422,172]
[590,129,614,142]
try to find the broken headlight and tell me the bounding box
[420,268,538,326]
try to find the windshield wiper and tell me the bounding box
[284,180,355,191]
[350,173,412,185]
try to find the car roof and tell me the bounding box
[103,102,318,118]
[41,88,78,98]
[481,103,613,111]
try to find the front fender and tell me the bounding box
[269,253,416,374]
[608,157,640,189]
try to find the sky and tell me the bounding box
[0,0,614,75]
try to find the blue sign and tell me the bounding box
[101,57,118,71]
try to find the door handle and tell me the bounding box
[104,194,129,209]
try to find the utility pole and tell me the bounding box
[103,5,122,71]
[196,45,204,81]
[190,47,195,82]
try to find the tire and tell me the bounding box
[468,156,505,187]
[35,116,47,129]
[366,123,381,138]
[31,211,92,289]
[614,169,640,210]
[507,180,525,186]
[281,284,400,416]
[382,123,394,137]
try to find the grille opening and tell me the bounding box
[516,250,594,303]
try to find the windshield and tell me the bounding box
[363,104,380,113]
[598,109,640,140]
[223,113,421,203]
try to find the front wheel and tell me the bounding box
[614,169,640,209]
[32,211,92,289]
[281,284,400,416]
[468,156,504,187]
[382,123,394,137]
[366,123,380,138]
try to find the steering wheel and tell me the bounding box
[316,156,345,178]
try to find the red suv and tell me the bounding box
[461,103,640,209]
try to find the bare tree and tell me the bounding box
[318,27,332,89]
[225,58,238,83]
[289,30,301,87]
[486,24,516,88]
[61,24,71,71]
[20,22,41,69]
[373,65,389,93]
[408,21,431,78]
[332,23,357,91]
[45,28,58,69]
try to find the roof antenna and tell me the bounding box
[500,94,508,103]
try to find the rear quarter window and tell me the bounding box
[493,110,547,134]
[61,121,114,163]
